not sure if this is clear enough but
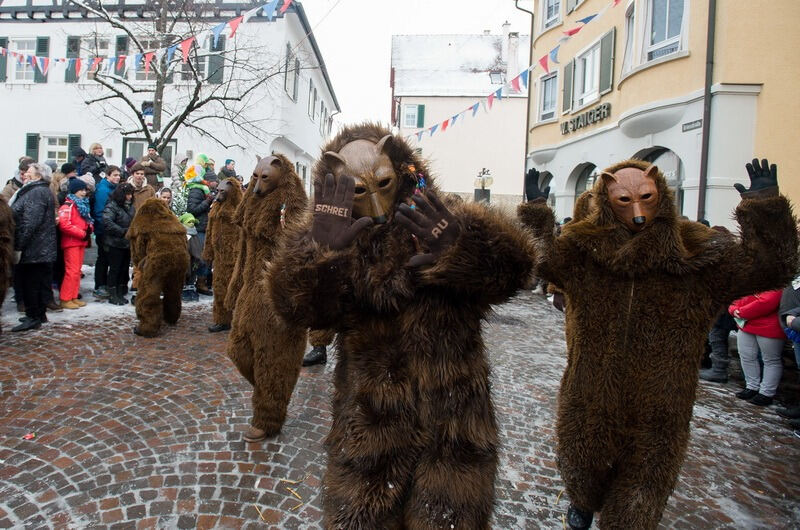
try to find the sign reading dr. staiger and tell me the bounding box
[561,103,611,135]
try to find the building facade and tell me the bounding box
[525,0,800,227]
[0,0,339,193]
[391,26,531,210]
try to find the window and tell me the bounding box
[81,37,111,81]
[319,102,327,135]
[539,73,558,121]
[647,0,684,60]
[43,135,69,166]
[542,0,561,30]
[574,42,600,108]
[622,4,636,72]
[11,39,36,82]
[403,104,424,128]
[179,41,208,82]
[308,80,317,120]
[284,43,297,100]
[135,38,162,81]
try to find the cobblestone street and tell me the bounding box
[1,290,799,529]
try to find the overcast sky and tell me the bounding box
[301,0,533,126]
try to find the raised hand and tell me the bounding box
[734,158,778,196]
[311,173,373,250]
[524,168,550,202]
[396,192,460,267]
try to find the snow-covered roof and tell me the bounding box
[392,33,531,97]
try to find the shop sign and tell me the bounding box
[682,119,702,132]
[561,103,611,135]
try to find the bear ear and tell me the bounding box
[600,171,617,187]
[270,157,282,169]
[256,154,262,162]
[375,134,393,155]
[644,164,659,179]
[323,151,347,173]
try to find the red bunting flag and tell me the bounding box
[613,0,622,5]
[117,54,126,72]
[40,57,50,75]
[229,16,244,38]
[0,47,6,57]
[280,0,292,14]
[487,93,495,109]
[441,118,449,132]
[144,52,154,73]
[510,75,521,93]
[538,54,550,74]
[75,58,82,77]
[90,57,102,72]
[563,26,583,36]
[180,36,196,63]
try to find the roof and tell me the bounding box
[391,33,531,97]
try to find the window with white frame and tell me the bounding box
[81,37,111,81]
[11,38,36,82]
[179,42,208,81]
[622,4,636,72]
[284,43,297,100]
[135,38,161,81]
[542,0,561,30]
[573,42,600,108]
[647,0,684,61]
[539,73,558,121]
[43,135,69,166]
[308,80,317,121]
[403,105,419,128]
[319,102,327,135]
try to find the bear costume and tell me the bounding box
[0,198,13,334]
[127,198,190,337]
[518,158,798,529]
[225,154,309,443]
[202,177,243,332]
[269,123,536,528]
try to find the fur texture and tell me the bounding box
[127,198,190,337]
[270,123,537,529]
[309,328,335,348]
[0,198,13,334]
[203,178,243,326]
[226,154,309,434]
[519,159,799,529]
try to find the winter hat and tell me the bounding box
[61,162,76,175]
[68,177,87,194]
[78,174,96,192]
[129,163,145,174]
[72,146,87,158]
[195,154,209,166]
[44,160,58,172]
[148,143,157,150]
[124,157,137,170]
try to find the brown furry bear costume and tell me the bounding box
[269,123,536,529]
[518,159,798,529]
[225,154,309,443]
[202,177,243,331]
[0,198,13,334]
[127,198,190,337]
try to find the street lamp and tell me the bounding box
[474,168,494,203]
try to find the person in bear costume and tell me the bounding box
[225,154,309,443]
[203,177,243,332]
[0,198,13,334]
[269,123,536,528]
[518,158,798,529]
[127,198,190,337]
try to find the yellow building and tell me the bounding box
[525,0,800,226]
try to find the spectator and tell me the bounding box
[2,156,34,203]
[130,164,156,211]
[43,160,58,174]
[218,159,236,180]
[81,143,108,185]
[103,183,135,306]
[157,187,173,209]
[92,165,121,299]
[185,166,214,296]
[57,178,93,310]
[10,163,57,332]
[730,289,786,406]
[122,157,137,182]
[777,277,800,422]
[140,144,167,188]
[204,158,218,184]
[71,146,87,176]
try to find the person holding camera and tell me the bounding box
[58,178,93,310]
[185,174,216,296]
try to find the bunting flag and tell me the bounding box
[520,69,529,89]
[577,14,597,24]
[74,58,82,77]
[538,54,549,74]
[472,102,480,117]
[90,57,102,72]
[564,26,583,36]
[106,57,117,74]
[180,37,195,63]
[451,114,459,126]
[166,45,177,64]
[243,5,262,23]
[280,0,293,14]
[549,45,561,64]
[212,22,227,48]
[263,0,279,21]
[417,131,424,141]
[495,87,502,100]
[228,16,244,38]
[510,75,521,92]
[0,48,6,56]
[487,92,495,109]
[117,54,127,72]
[430,124,439,136]
[144,52,154,73]
[441,118,449,132]
[613,0,622,5]
[37,56,50,75]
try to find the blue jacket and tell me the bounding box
[93,178,116,235]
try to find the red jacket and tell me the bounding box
[729,290,784,339]
[58,198,91,249]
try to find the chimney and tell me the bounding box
[502,20,511,38]
[507,32,519,78]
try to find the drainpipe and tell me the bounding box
[515,0,534,199]
[697,0,716,222]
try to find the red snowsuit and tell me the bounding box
[58,198,91,302]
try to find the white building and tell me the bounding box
[0,0,339,193]
[391,25,530,210]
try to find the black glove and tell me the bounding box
[396,192,460,268]
[734,158,778,197]
[524,168,550,202]
[311,173,374,250]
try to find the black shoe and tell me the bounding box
[11,317,42,332]
[736,388,759,400]
[566,505,594,530]
[46,300,63,312]
[208,323,231,333]
[130,294,136,305]
[777,405,800,419]
[699,367,728,383]
[302,346,327,367]
[749,393,773,406]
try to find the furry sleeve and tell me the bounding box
[130,234,148,267]
[202,212,215,262]
[269,228,354,330]
[517,201,573,289]
[714,195,799,306]
[224,235,246,311]
[418,202,536,306]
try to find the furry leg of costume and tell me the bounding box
[162,268,184,325]
[135,271,163,337]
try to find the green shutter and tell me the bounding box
[115,35,128,79]
[599,28,616,95]
[208,35,225,84]
[65,36,80,83]
[26,133,40,161]
[416,105,425,128]
[0,37,7,83]
[68,134,82,159]
[562,60,574,113]
[34,37,49,83]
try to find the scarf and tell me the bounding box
[67,193,94,223]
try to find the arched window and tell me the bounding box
[574,163,597,198]
[538,171,556,208]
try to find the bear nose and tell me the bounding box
[633,216,646,225]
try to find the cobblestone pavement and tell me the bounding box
[1,291,799,529]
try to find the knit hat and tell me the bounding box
[195,154,209,166]
[129,163,145,174]
[78,174,96,192]
[148,143,157,150]
[68,177,87,194]
[61,162,76,175]
[44,160,58,172]
[124,157,137,170]
[72,146,87,158]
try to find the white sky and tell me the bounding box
[301,0,534,125]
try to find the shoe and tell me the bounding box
[736,388,759,400]
[208,323,231,333]
[46,300,63,312]
[777,405,800,419]
[21,314,48,323]
[93,286,110,299]
[60,300,81,310]
[699,367,728,383]
[11,317,42,332]
[72,299,87,307]
[196,277,213,296]
[788,418,800,429]
[130,294,136,305]
[107,287,126,306]
[302,345,327,367]
[566,505,593,530]
[243,426,268,443]
[182,286,199,302]
[116,286,129,305]
[749,393,773,406]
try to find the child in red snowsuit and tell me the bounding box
[58,178,93,309]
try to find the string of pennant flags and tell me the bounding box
[0,0,293,78]
[406,0,624,143]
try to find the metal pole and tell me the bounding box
[697,0,717,222]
